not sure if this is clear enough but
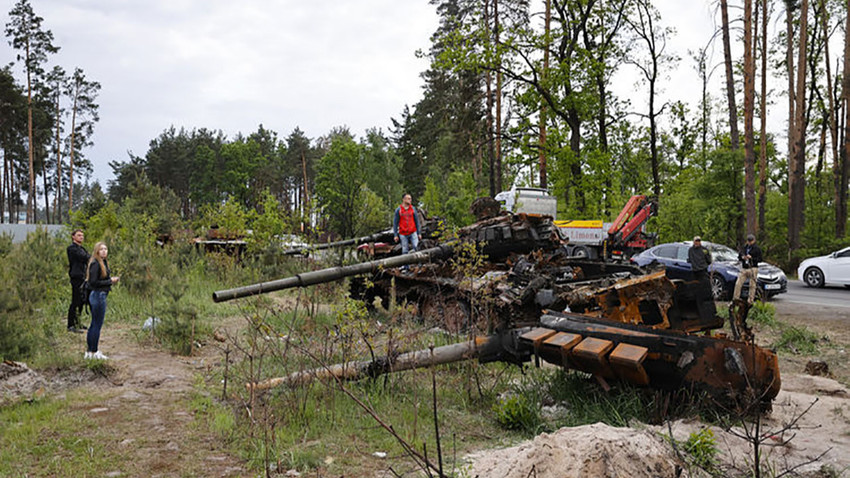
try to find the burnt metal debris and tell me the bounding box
[214,206,780,406]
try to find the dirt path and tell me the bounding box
[81,323,248,478]
[3,320,250,478]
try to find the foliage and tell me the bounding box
[314,134,366,238]
[0,228,65,360]
[676,428,720,474]
[422,168,477,227]
[747,301,776,326]
[773,325,821,355]
[493,393,542,433]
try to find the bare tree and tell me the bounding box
[625,0,674,199]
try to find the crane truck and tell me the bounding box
[495,187,657,260]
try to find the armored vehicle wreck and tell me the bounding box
[214,201,780,405]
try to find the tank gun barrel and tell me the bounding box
[283,230,394,255]
[213,245,454,302]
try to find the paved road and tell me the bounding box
[771,280,850,309]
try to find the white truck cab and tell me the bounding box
[494,187,557,218]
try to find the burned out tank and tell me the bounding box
[213,199,780,406]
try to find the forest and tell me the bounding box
[2,0,849,269]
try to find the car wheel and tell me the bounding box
[803,267,825,288]
[710,275,727,301]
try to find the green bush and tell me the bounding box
[493,394,541,432]
[747,301,776,326]
[682,428,719,473]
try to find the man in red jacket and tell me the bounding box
[393,193,421,258]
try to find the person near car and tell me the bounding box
[85,241,120,360]
[66,229,90,333]
[687,236,713,295]
[393,193,421,258]
[734,234,763,303]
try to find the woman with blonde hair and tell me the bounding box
[85,242,119,360]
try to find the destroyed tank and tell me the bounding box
[213,198,780,406]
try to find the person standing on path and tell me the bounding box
[66,229,89,333]
[85,242,120,360]
[734,234,763,303]
[393,193,421,256]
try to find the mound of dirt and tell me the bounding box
[0,360,48,405]
[465,422,692,478]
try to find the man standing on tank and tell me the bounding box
[67,229,89,333]
[393,194,421,271]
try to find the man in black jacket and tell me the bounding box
[67,229,89,333]
[734,234,763,303]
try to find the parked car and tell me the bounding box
[631,241,788,301]
[797,246,850,288]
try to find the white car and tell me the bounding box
[797,246,850,288]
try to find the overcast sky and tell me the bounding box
[3,1,785,189]
[3,0,439,186]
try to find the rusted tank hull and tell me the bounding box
[512,312,780,403]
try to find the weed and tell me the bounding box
[747,301,777,326]
[773,325,821,355]
[493,393,541,433]
[682,428,719,472]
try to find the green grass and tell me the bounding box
[0,392,115,477]
[773,325,822,355]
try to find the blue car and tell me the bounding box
[631,241,788,301]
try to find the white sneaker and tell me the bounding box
[92,351,109,360]
[84,351,92,359]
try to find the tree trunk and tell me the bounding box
[744,0,757,235]
[720,0,740,150]
[837,0,850,238]
[26,37,35,223]
[301,150,310,232]
[0,147,5,223]
[485,0,495,197]
[54,91,62,223]
[788,0,809,252]
[758,0,769,238]
[495,0,503,192]
[567,108,584,213]
[68,83,79,214]
[649,74,661,199]
[538,0,551,190]
[41,160,49,222]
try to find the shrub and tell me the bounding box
[493,393,541,433]
[747,301,776,326]
[773,326,821,355]
[682,428,719,472]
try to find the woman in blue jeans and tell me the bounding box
[85,242,120,360]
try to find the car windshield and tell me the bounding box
[706,243,738,262]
